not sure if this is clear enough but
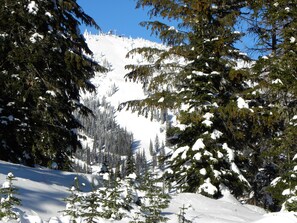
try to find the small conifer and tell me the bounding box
[0,172,21,221]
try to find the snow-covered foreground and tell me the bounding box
[1,160,297,223]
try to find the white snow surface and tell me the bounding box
[0,33,296,222]
[1,160,295,223]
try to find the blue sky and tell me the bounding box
[77,0,162,42]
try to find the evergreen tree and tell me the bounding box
[81,189,103,223]
[124,0,254,197]
[123,173,138,211]
[149,139,154,157]
[0,172,21,221]
[126,148,136,176]
[154,135,160,153]
[0,0,106,169]
[101,177,126,220]
[246,0,297,209]
[62,177,83,222]
[138,169,170,223]
[135,150,148,177]
[177,204,192,223]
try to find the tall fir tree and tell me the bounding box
[247,0,297,210]
[123,0,260,197]
[0,0,106,169]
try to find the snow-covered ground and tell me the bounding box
[1,160,297,223]
[1,33,297,222]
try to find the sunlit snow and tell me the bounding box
[192,138,205,151]
[237,97,249,109]
[27,1,38,14]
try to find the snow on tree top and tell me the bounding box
[203,112,214,120]
[7,172,14,178]
[272,79,283,85]
[30,33,44,43]
[202,119,213,127]
[2,181,11,189]
[170,146,189,160]
[127,173,137,180]
[192,71,208,76]
[211,129,223,140]
[192,138,205,151]
[237,97,249,109]
[200,168,207,175]
[27,1,38,14]
[198,178,218,195]
[194,152,202,161]
[223,143,234,161]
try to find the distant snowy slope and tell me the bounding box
[83,33,168,157]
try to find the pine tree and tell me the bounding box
[62,177,83,222]
[124,0,253,197]
[267,117,297,211]
[123,173,138,211]
[81,189,103,223]
[126,148,136,176]
[149,139,154,157]
[138,169,170,223]
[246,0,297,209]
[101,177,126,220]
[177,204,192,223]
[0,172,21,221]
[0,0,106,169]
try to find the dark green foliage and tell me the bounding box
[126,148,136,176]
[285,198,297,212]
[124,0,253,197]
[81,190,102,223]
[101,177,126,220]
[246,0,297,210]
[0,0,105,169]
[0,172,21,220]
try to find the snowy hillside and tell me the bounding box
[1,33,297,223]
[83,32,169,157]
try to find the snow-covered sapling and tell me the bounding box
[62,177,83,222]
[177,204,192,223]
[0,172,21,221]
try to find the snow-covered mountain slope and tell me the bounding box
[83,32,168,157]
[1,33,297,223]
